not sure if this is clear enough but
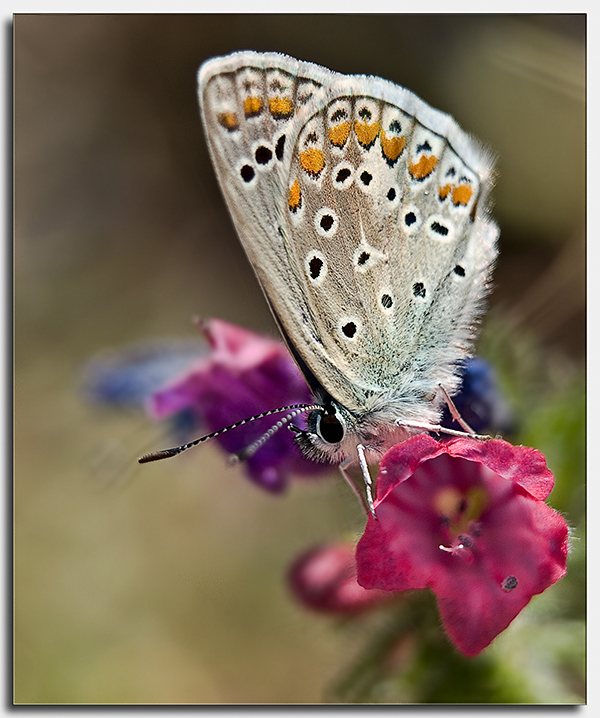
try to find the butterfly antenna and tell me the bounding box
[230,405,320,463]
[138,404,321,464]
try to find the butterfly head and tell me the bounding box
[292,397,402,466]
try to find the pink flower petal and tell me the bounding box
[289,543,393,614]
[356,436,569,655]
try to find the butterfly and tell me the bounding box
[141,51,499,513]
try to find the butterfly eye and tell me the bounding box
[315,408,345,444]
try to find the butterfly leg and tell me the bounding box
[338,462,370,516]
[436,384,476,434]
[397,419,491,440]
[357,444,376,519]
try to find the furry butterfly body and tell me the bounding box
[197,51,499,468]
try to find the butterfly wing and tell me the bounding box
[198,51,356,401]
[198,51,335,302]
[278,75,499,418]
[199,53,499,420]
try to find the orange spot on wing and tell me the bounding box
[439,184,452,200]
[380,130,406,162]
[288,179,302,212]
[269,97,293,119]
[409,155,438,180]
[451,184,474,206]
[300,148,325,177]
[243,96,263,117]
[354,120,380,148]
[329,121,351,148]
[217,112,239,131]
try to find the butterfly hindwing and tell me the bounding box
[278,75,498,413]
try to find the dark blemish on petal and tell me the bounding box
[502,575,519,592]
[458,534,473,548]
[470,522,483,537]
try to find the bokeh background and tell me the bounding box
[15,14,585,704]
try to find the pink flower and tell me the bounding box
[149,318,330,492]
[288,543,393,615]
[356,435,569,656]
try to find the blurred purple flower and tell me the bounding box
[149,318,330,492]
[356,435,569,656]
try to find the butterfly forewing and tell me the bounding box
[198,52,340,309]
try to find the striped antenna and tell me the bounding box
[138,403,321,464]
[231,406,315,463]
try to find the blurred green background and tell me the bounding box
[15,14,585,704]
